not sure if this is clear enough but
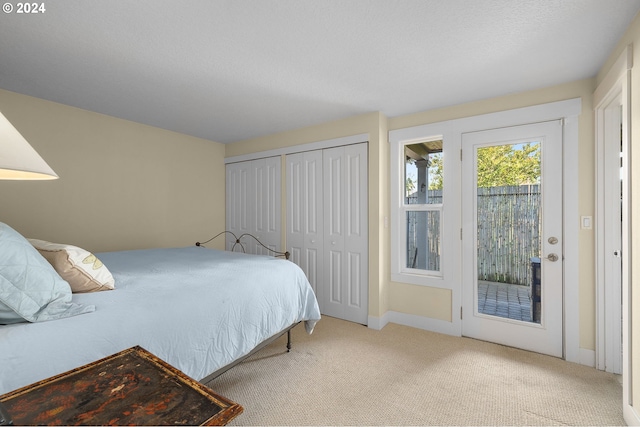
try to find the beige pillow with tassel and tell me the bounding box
[28,239,115,293]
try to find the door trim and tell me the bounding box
[595,86,624,374]
[594,45,632,407]
[455,100,581,363]
[225,133,369,164]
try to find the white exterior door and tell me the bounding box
[286,150,324,299]
[462,121,564,358]
[226,157,281,254]
[322,144,368,324]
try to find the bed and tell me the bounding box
[0,223,321,396]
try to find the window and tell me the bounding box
[403,139,443,274]
[390,121,455,289]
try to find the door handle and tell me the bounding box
[546,253,559,262]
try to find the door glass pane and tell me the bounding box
[476,141,541,323]
[406,211,440,271]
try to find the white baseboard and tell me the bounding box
[578,348,596,368]
[369,312,597,370]
[625,403,640,426]
[368,311,459,337]
[367,312,389,330]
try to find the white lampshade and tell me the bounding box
[0,111,58,180]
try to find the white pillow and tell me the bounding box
[28,239,115,293]
[0,222,95,324]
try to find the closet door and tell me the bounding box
[323,144,368,324]
[286,150,324,300]
[226,161,251,251]
[226,157,281,254]
[250,157,281,255]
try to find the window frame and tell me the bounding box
[390,122,456,289]
[402,149,443,277]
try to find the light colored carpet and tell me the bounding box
[207,316,624,426]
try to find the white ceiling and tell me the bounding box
[1,0,639,144]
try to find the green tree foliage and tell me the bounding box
[425,144,540,190]
[406,175,416,195]
[477,143,540,187]
[428,154,443,190]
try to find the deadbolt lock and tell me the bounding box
[548,237,558,245]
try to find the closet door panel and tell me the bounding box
[346,145,366,238]
[225,162,251,251]
[226,157,281,255]
[287,154,304,267]
[328,249,343,305]
[305,247,321,298]
[322,144,368,324]
[286,151,323,300]
[345,144,368,319]
[305,157,322,237]
[252,157,281,254]
[304,152,324,299]
[325,152,343,239]
[348,252,362,308]
[323,147,347,319]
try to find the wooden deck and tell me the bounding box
[477,280,534,323]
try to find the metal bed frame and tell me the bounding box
[195,231,297,382]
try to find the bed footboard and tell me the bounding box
[195,231,290,260]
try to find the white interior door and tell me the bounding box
[598,88,625,374]
[462,121,564,358]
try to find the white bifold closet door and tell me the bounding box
[286,149,324,300]
[226,156,281,255]
[286,143,368,324]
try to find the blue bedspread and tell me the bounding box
[0,246,321,395]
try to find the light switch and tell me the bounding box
[581,216,592,230]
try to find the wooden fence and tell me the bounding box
[476,185,540,286]
[407,184,540,286]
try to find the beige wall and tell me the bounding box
[227,79,597,351]
[596,11,640,412]
[0,88,226,253]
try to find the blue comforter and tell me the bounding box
[0,246,321,394]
